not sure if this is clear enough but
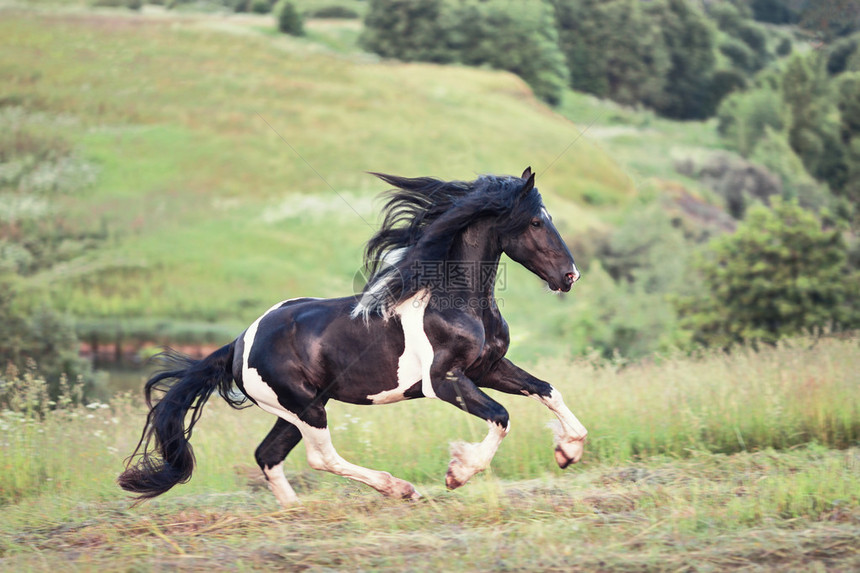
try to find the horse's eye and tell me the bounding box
[530,219,542,228]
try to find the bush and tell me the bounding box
[719,36,757,72]
[306,5,359,19]
[783,53,848,191]
[0,276,97,400]
[717,84,785,157]
[750,0,801,24]
[680,152,782,219]
[710,67,747,103]
[249,0,272,14]
[750,127,833,212]
[775,36,793,57]
[826,34,860,76]
[276,0,304,35]
[836,72,860,208]
[679,200,860,348]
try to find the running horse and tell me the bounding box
[119,168,588,506]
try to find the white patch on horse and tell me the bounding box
[527,388,587,466]
[367,290,435,403]
[241,299,420,503]
[263,462,298,506]
[446,420,510,489]
[241,297,319,412]
[540,206,550,221]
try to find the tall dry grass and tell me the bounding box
[1,335,857,506]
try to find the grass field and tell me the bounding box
[1,336,858,570]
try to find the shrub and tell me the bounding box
[710,67,747,103]
[0,276,97,399]
[249,0,272,14]
[681,152,782,219]
[775,36,793,57]
[750,0,801,24]
[679,200,860,348]
[750,127,833,211]
[306,5,359,19]
[719,36,757,72]
[276,0,304,35]
[783,53,848,191]
[826,33,860,76]
[717,84,785,157]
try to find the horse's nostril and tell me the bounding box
[564,272,575,285]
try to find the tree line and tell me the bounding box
[361,0,859,117]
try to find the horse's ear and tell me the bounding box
[521,166,532,179]
[521,170,535,195]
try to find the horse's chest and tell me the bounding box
[366,292,435,404]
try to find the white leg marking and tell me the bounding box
[446,420,510,489]
[264,462,299,507]
[241,303,420,499]
[367,290,435,403]
[302,425,421,499]
[530,389,587,467]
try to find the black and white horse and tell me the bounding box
[119,168,587,506]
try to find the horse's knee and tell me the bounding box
[488,405,510,433]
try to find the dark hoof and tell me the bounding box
[446,468,465,490]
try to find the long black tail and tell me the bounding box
[118,342,245,501]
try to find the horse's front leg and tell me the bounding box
[431,368,510,489]
[480,358,587,468]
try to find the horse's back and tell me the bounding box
[237,296,409,405]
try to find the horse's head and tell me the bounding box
[500,168,580,293]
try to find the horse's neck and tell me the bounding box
[446,222,502,301]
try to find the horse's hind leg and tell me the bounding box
[297,404,422,500]
[253,399,421,500]
[255,418,302,507]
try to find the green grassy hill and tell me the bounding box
[2,6,644,359]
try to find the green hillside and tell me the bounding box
[1,6,639,359]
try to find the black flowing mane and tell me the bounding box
[353,172,543,319]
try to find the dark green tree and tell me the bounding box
[276,0,304,36]
[553,0,669,107]
[457,0,569,104]
[360,0,456,63]
[782,53,848,193]
[827,33,860,75]
[645,0,718,119]
[679,200,860,348]
[836,71,860,210]
[749,0,802,24]
[361,0,569,104]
